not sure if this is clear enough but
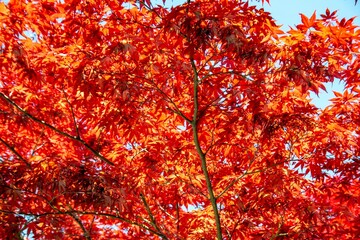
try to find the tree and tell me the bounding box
[0,0,359,239]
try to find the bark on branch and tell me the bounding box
[190,58,223,240]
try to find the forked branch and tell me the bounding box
[190,58,223,240]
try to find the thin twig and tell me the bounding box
[216,158,301,199]
[0,137,31,168]
[62,88,80,138]
[216,153,257,199]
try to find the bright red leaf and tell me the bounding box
[0,0,359,239]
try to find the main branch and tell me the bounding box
[190,58,223,240]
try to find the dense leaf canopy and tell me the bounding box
[0,0,359,239]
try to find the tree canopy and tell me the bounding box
[0,0,359,239]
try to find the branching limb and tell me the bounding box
[216,154,257,199]
[0,92,114,166]
[149,79,192,124]
[140,193,168,240]
[67,205,91,240]
[270,215,286,240]
[0,209,165,239]
[190,57,223,240]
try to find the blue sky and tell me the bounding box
[160,0,359,109]
[249,0,358,177]
[256,0,359,108]
[257,0,359,28]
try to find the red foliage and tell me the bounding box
[0,0,359,239]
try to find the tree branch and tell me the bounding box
[217,158,301,199]
[67,205,91,240]
[190,58,223,240]
[0,92,114,166]
[216,154,257,199]
[0,209,165,238]
[0,137,31,168]
[140,193,168,240]
[148,78,192,124]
